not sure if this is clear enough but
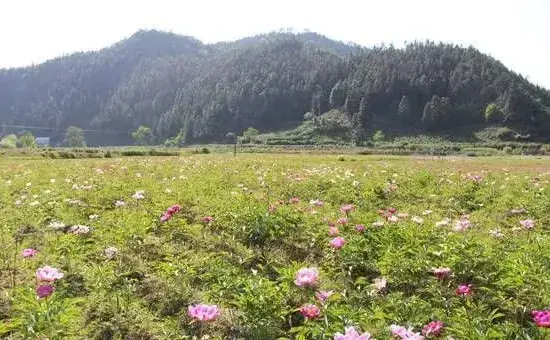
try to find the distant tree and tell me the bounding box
[372,130,386,142]
[132,125,154,145]
[397,96,411,121]
[0,134,18,148]
[485,103,504,124]
[350,112,365,145]
[329,81,346,109]
[303,112,314,121]
[242,127,259,143]
[18,131,36,148]
[64,126,86,147]
[422,95,451,130]
[358,95,372,126]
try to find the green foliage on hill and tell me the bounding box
[1,30,549,146]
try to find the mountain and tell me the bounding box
[1,30,549,146]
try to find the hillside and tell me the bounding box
[1,30,549,146]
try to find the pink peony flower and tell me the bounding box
[432,267,452,280]
[188,304,221,321]
[340,204,355,214]
[329,226,339,236]
[315,290,334,303]
[455,284,473,296]
[453,218,471,232]
[337,217,349,225]
[310,199,324,207]
[532,310,550,328]
[355,224,365,232]
[36,284,55,298]
[422,320,444,336]
[202,216,214,224]
[388,215,399,223]
[295,267,319,287]
[36,266,64,282]
[520,219,535,230]
[330,237,346,249]
[289,197,301,204]
[22,248,38,258]
[390,324,424,339]
[300,304,321,319]
[467,173,483,183]
[334,326,372,340]
[160,204,181,222]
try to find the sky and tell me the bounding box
[1,0,549,89]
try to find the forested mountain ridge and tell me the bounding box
[1,30,549,145]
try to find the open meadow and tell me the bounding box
[1,154,550,339]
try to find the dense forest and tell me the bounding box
[1,30,549,146]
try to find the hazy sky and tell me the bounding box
[1,0,549,88]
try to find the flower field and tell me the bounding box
[1,154,549,339]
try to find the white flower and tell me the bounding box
[489,229,504,238]
[15,200,22,206]
[373,277,387,291]
[26,182,31,187]
[165,188,172,194]
[411,216,424,224]
[115,200,126,207]
[48,221,66,230]
[50,179,56,183]
[422,210,433,215]
[89,214,99,220]
[388,215,399,222]
[95,169,104,174]
[372,221,385,227]
[29,201,39,206]
[131,190,145,200]
[435,218,450,227]
[68,225,91,235]
[104,247,118,259]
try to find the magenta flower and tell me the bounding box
[188,304,220,321]
[334,326,372,340]
[337,217,348,225]
[422,320,444,336]
[299,304,321,319]
[355,224,365,232]
[160,204,181,222]
[432,267,452,280]
[520,219,535,230]
[315,290,334,303]
[22,248,38,258]
[36,284,55,298]
[532,310,550,328]
[202,216,214,224]
[289,197,301,204]
[294,267,319,287]
[455,284,473,296]
[340,204,355,214]
[330,237,346,249]
[36,266,64,282]
[329,226,339,236]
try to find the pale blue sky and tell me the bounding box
[0,0,549,88]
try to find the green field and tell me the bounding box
[1,154,550,339]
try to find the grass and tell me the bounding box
[1,154,550,339]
